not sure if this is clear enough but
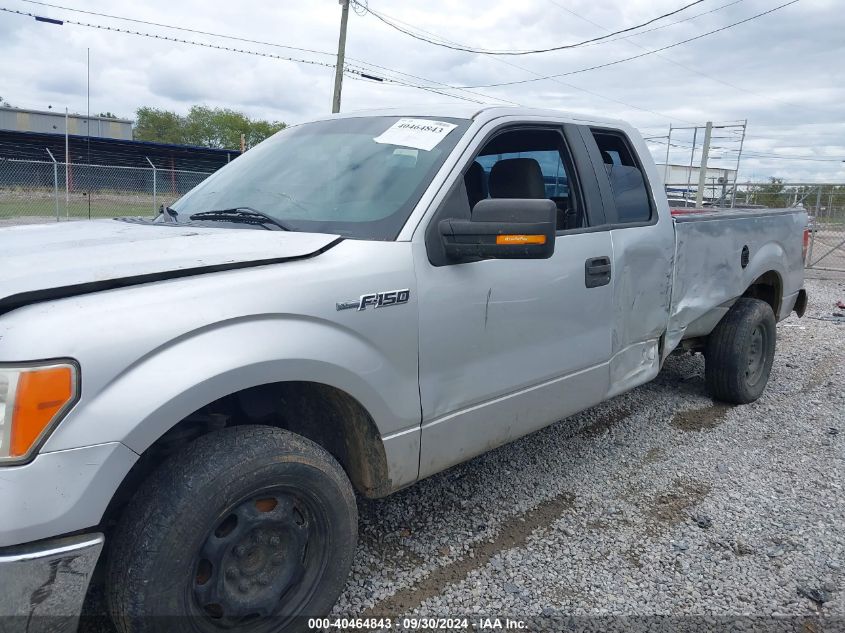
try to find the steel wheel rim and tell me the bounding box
[188,485,331,630]
[745,324,767,386]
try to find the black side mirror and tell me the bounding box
[439,198,556,262]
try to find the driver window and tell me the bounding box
[464,128,582,231]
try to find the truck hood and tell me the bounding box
[0,220,341,314]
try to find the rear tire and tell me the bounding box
[107,425,357,633]
[705,298,776,404]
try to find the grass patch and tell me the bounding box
[0,194,163,220]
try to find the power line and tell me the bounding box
[20,0,338,58]
[353,3,697,124]
[563,0,750,48]
[647,138,843,163]
[2,6,517,107]
[12,0,748,125]
[546,0,817,115]
[14,1,519,107]
[732,154,843,163]
[448,1,800,89]
[10,0,820,138]
[346,74,486,105]
[352,0,708,55]
[361,0,748,57]
[344,60,522,106]
[1,7,340,70]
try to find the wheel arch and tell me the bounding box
[102,379,393,541]
[742,269,783,319]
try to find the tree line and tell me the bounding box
[744,178,845,216]
[3,97,285,150]
[133,106,285,150]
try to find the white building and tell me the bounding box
[0,106,133,140]
[656,163,737,187]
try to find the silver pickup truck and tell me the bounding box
[0,106,807,632]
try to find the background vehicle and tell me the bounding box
[0,106,806,632]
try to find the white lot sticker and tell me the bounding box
[373,118,458,151]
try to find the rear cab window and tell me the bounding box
[591,129,655,226]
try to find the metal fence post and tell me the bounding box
[145,156,157,214]
[805,186,817,268]
[45,148,60,221]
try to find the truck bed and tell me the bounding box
[665,207,806,354]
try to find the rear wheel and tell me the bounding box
[107,425,357,633]
[705,298,777,404]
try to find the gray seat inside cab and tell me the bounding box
[463,154,579,230]
[465,161,488,209]
[488,158,545,199]
[488,158,577,230]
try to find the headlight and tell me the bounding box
[0,362,79,464]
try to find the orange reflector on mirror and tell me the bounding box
[496,234,547,245]
[10,366,74,458]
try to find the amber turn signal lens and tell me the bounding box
[496,234,547,245]
[10,366,75,458]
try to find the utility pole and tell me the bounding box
[730,119,747,208]
[685,127,698,200]
[695,121,713,208]
[663,124,672,184]
[332,0,350,114]
[86,47,91,165]
[87,47,91,220]
[65,106,70,219]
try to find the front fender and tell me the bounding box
[43,315,420,454]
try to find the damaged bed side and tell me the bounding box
[664,207,808,358]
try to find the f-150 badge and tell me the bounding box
[336,289,410,311]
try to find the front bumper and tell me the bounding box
[0,533,103,631]
[0,442,136,548]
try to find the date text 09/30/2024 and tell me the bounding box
[308,617,527,630]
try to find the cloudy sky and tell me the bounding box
[1,0,843,181]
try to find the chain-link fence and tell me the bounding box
[3,161,844,270]
[0,158,214,225]
[665,182,845,271]
[738,183,845,271]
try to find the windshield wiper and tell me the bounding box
[189,207,293,231]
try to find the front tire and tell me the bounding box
[705,298,777,404]
[107,425,357,633]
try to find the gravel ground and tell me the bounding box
[330,275,845,626]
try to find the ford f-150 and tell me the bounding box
[0,106,807,632]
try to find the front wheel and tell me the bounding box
[107,426,357,633]
[705,297,777,404]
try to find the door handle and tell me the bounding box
[585,256,612,288]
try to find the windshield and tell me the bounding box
[171,116,470,240]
